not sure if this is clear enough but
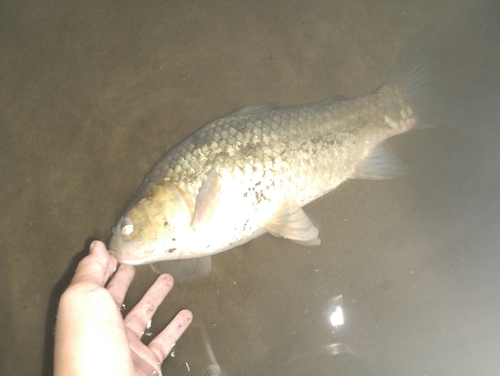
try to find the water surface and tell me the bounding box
[1,2,499,375]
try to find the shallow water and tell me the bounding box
[1,2,500,375]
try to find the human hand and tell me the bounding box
[54,240,192,376]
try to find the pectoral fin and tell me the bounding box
[192,169,221,230]
[265,197,320,245]
[151,256,212,283]
[353,142,407,180]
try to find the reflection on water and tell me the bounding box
[1,1,500,375]
[200,324,225,376]
[280,294,353,372]
[327,294,344,328]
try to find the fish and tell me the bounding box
[109,41,439,266]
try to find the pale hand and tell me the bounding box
[54,240,192,375]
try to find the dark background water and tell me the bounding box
[1,1,499,375]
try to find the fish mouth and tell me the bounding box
[108,249,151,265]
[108,235,158,265]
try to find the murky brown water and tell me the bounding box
[1,2,499,375]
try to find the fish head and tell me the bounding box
[109,182,193,264]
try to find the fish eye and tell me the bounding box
[122,224,134,236]
[121,217,134,236]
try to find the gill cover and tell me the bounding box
[109,182,192,261]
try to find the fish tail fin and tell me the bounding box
[385,36,448,129]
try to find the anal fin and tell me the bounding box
[353,142,407,180]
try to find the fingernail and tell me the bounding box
[89,241,97,253]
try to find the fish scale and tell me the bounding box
[158,89,402,193]
[109,52,429,264]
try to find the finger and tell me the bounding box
[148,309,193,361]
[106,263,135,308]
[124,273,174,338]
[71,241,117,288]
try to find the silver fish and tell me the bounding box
[109,44,436,265]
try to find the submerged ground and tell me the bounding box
[1,2,500,375]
